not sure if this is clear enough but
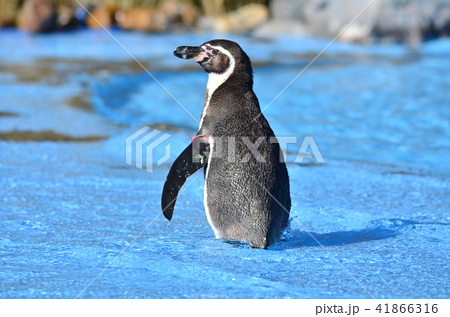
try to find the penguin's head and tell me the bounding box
[174,39,252,79]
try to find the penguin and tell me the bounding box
[162,39,291,249]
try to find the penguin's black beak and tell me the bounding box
[174,46,203,60]
[174,45,214,62]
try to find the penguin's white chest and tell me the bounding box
[199,45,236,238]
[202,137,222,238]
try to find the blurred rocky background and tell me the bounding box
[1,0,449,43]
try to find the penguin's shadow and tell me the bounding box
[269,227,399,251]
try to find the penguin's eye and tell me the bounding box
[211,49,219,55]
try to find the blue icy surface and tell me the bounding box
[0,30,449,299]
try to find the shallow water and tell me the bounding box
[0,30,449,299]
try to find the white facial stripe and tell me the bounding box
[205,45,235,100]
[199,45,236,130]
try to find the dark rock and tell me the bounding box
[17,0,58,33]
[56,4,78,29]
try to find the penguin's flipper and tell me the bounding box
[161,138,209,220]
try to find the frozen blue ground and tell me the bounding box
[0,30,449,299]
